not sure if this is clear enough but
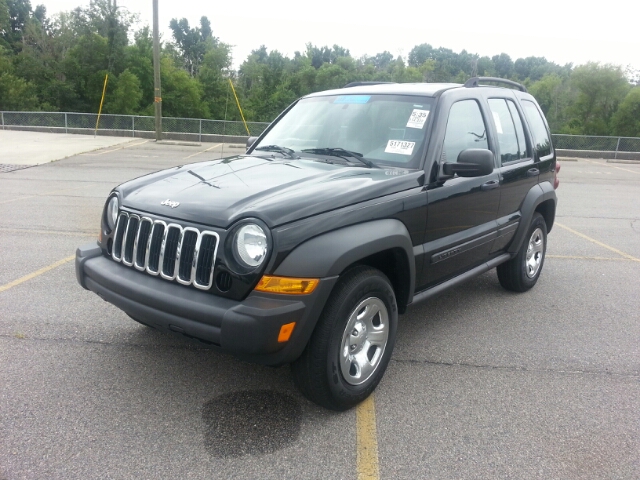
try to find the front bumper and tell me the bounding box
[76,242,337,366]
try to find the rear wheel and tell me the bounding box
[497,212,547,292]
[291,266,397,410]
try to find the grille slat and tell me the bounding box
[195,234,217,288]
[161,226,181,279]
[112,213,129,261]
[112,212,218,290]
[134,218,153,270]
[147,222,165,274]
[178,229,199,283]
[122,215,139,266]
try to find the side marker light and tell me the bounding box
[278,322,296,343]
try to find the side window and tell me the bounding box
[522,100,552,158]
[488,99,520,164]
[507,100,529,159]
[442,100,488,163]
[488,99,529,164]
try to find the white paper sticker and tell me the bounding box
[406,109,430,129]
[385,140,415,155]
[492,111,504,134]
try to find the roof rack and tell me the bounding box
[464,77,527,92]
[342,81,396,88]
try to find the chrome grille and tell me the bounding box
[111,212,219,290]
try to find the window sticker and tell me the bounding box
[406,109,429,129]
[333,95,371,104]
[385,140,415,155]
[492,111,504,134]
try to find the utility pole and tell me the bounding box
[152,0,162,141]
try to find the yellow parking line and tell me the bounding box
[581,158,640,175]
[555,222,640,262]
[0,255,75,293]
[183,143,222,160]
[356,395,380,480]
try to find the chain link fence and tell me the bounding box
[0,111,270,142]
[552,134,640,160]
[2,112,639,159]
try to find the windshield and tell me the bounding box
[253,94,434,168]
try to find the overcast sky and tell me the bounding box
[42,0,639,72]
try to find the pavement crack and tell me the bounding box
[391,357,640,379]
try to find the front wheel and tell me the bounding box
[291,266,398,410]
[497,212,547,292]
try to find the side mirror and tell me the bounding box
[442,149,494,177]
[246,136,258,150]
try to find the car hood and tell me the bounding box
[118,155,424,228]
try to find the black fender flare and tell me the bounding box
[274,219,416,304]
[508,181,557,254]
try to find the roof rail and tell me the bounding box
[342,81,396,88]
[464,77,527,92]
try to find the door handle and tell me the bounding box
[527,168,539,177]
[481,180,499,191]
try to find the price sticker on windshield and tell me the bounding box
[406,109,429,129]
[385,140,415,155]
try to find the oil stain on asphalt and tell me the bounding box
[202,390,302,457]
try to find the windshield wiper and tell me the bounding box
[254,145,297,158]
[301,148,377,168]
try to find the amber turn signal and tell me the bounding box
[278,322,296,343]
[255,275,319,295]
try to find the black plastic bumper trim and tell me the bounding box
[76,242,338,365]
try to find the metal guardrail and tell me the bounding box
[0,111,271,140]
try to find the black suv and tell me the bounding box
[76,77,559,410]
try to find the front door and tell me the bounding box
[422,99,501,286]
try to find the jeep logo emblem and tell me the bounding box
[161,199,180,208]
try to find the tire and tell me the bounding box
[497,212,547,292]
[291,266,398,411]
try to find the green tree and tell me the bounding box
[71,0,135,74]
[3,0,32,50]
[123,26,154,109]
[408,43,434,68]
[157,55,209,118]
[611,87,640,137]
[529,73,570,132]
[63,32,109,111]
[568,63,630,135]
[198,41,233,119]
[0,0,10,48]
[492,53,514,78]
[169,16,214,77]
[104,68,142,114]
[0,44,37,108]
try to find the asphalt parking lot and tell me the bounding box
[1,133,639,479]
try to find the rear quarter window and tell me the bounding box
[522,100,552,158]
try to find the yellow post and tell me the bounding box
[95,73,109,136]
[228,78,250,136]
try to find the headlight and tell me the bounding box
[106,196,119,231]
[233,224,268,268]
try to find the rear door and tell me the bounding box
[487,96,539,252]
